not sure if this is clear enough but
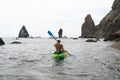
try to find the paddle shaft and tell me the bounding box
[66,50,71,56]
[53,36,57,41]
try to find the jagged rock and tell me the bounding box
[112,0,120,10]
[18,25,29,38]
[0,38,5,45]
[81,14,97,38]
[97,0,120,40]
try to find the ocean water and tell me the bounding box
[0,38,120,80]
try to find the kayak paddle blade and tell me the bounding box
[47,30,57,41]
[48,30,53,37]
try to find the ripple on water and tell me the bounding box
[0,38,119,80]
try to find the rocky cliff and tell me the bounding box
[81,14,97,38]
[18,25,29,38]
[97,0,120,41]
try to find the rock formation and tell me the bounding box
[58,28,63,38]
[85,39,97,42]
[11,41,22,44]
[97,0,120,41]
[81,14,97,38]
[18,25,29,38]
[0,38,5,45]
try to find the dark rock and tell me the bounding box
[112,0,120,10]
[18,25,29,38]
[97,0,120,39]
[116,29,120,34]
[11,41,22,44]
[85,39,97,42]
[73,38,78,40]
[104,34,120,41]
[0,38,5,45]
[81,14,97,38]
[58,28,63,38]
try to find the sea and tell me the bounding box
[0,38,120,80]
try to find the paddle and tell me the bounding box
[65,50,71,56]
[47,30,71,56]
[48,30,57,41]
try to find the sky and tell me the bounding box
[0,0,114,37]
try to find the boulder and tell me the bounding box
[72,38,78,40]
[86,39,97,42]
[11,41,22,44]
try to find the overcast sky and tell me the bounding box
[0,0,114,37]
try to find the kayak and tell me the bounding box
[51,51,67,60]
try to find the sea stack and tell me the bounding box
[18,25,29,38]
[58,28,63,38]
[0,38,5,45]
[81,14,97,38]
